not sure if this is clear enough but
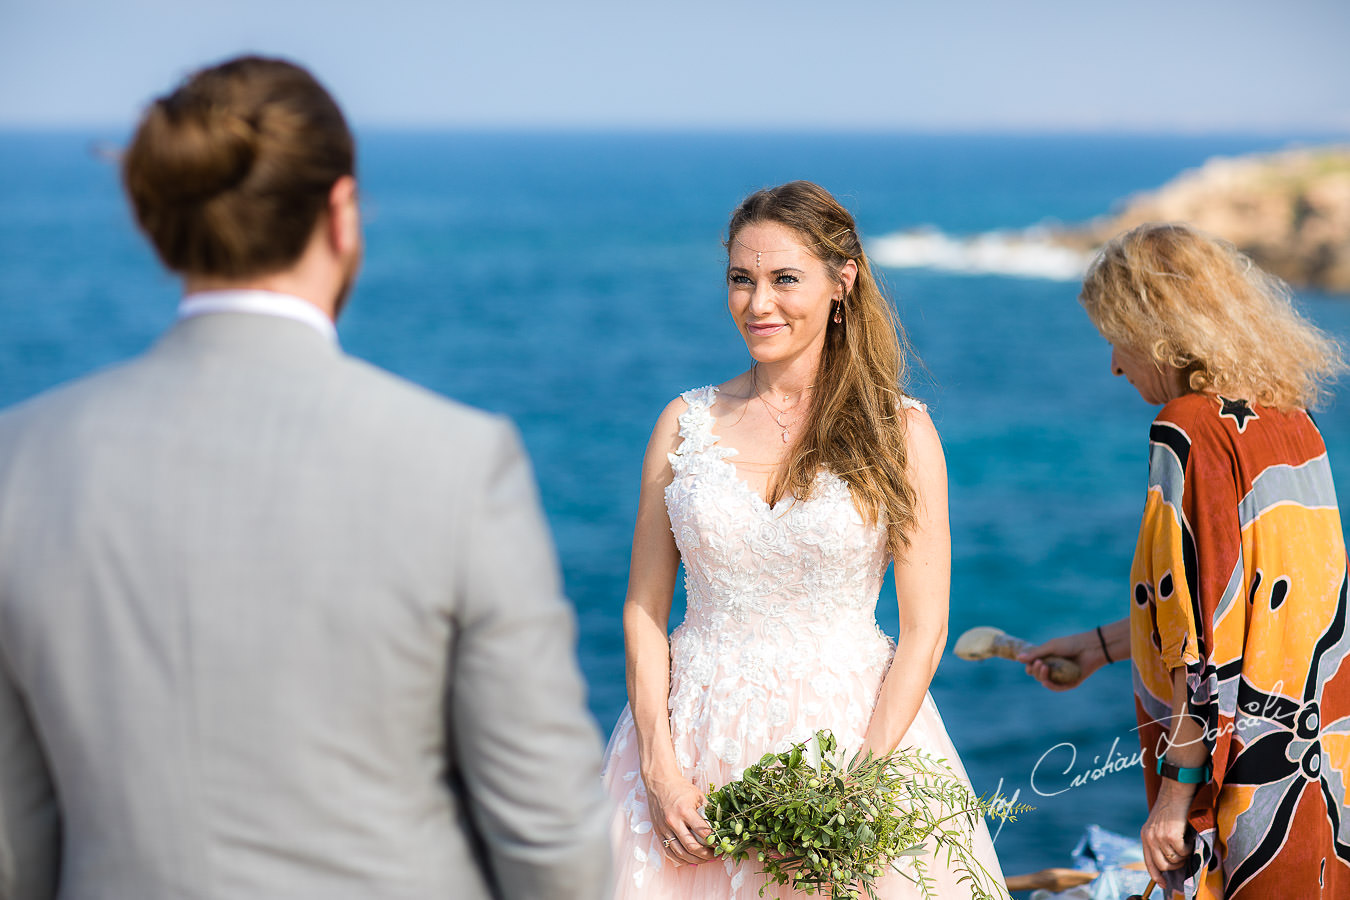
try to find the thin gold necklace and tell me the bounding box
[751,363,813,443]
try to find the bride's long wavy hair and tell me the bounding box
[726,181,918,558]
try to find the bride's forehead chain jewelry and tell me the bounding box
[732,227,853,267]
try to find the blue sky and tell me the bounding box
[2,0,1347,132]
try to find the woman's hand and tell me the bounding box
[1140,780,1196,885]
[645,773,714,865]
[1018,619,1128,691]
[1140,667,1205,883]
[1017,631,1100,691]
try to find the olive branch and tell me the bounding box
[703,730,1030,899]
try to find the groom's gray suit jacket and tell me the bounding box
[0,313,610,899]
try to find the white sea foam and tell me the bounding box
[867,227,1094,281]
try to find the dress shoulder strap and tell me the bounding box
[670,385,720,460]
[900,395,927,413]
[679,384,718,414]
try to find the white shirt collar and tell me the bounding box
[177,290,338,344]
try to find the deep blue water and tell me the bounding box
[2,130,1348,878]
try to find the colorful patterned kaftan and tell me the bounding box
[1129,392,1350,899]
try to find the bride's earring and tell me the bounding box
[833,300,843,324]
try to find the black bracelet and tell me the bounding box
[1097,625,1114,664]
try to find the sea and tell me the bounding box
[3,130,1348,879]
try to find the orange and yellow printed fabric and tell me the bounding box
[1129,392,1350,899]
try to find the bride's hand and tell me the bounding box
[1017,631,1102,691]
[645,774,714,865]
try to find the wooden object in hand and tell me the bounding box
[954,626,1083,685]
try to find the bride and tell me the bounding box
[601,181,1007,898]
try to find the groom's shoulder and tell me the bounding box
[332,354,505,439]
[0,356,145,444]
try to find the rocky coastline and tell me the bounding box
[1057,145,1350,293]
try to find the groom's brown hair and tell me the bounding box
[123,55,354,278]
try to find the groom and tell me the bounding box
[0,57,609,899]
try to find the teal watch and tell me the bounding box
[1156,757,1212,784]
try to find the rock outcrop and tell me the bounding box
[1062,146,1350,293]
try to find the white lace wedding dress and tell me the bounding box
[602,386,1006,898]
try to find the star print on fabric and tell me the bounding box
[1218,396,1260,433]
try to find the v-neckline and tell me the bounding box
[701,387,800,512]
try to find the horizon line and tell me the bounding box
[2,122,1348,141]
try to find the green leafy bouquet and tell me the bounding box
[702,730,1026,899]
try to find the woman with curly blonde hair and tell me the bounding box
[1022,223,1350,899]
